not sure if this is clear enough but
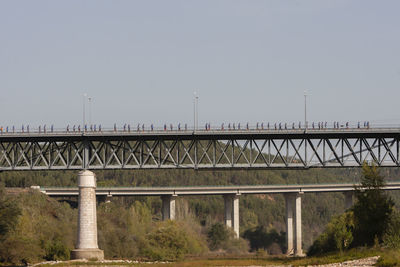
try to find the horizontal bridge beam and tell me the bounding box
[35,182,400,196]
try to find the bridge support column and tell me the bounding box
[71,170,104,260]
[285,193,294,255]
[294,192,303,256]
[344,191,353,210]
[285,192,303,256]
[162,195,176,220]
[224,194,240,238]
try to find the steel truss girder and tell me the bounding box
[1,135,400,171]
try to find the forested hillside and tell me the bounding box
[1,167,400,264]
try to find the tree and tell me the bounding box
[352,163,394,246]
[207,223,229,250]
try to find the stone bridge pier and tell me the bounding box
[71,170,104,260]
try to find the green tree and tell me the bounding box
[307,211,354,256]
[207,223,229,250]
[352,163,394,246]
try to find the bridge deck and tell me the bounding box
[36,182,400,196]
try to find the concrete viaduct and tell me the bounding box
[36,182,400,257]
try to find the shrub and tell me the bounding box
[383,212,400,249]
[207,223,229,250]
[143,220,206,261]
[44,239,70,260]
[307,211,354,256]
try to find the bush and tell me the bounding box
[243,226,285,254]
[143,220,206,261]
[383,212,400,249]
[308,211,354,256]
[207,223,229,250]
[44,239,70,260]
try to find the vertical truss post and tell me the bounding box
[194,139,198,169]
[83,140,90,170]
[213,139,216,167]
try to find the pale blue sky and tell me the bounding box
[1,1,399,128]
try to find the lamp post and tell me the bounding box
[194,92,199,131]
[88,97,92,126]
[83,93,87,127]
[304,90,308,130]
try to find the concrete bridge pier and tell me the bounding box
[285,192,304,256]
[344,191,353,210]
[161,195,177,220]
[224,194,240,238]
[71,170,104,260]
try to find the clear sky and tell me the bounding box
[1,0,399,129]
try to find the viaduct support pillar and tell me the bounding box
[224,194,240,238]
[285,192,303,256]
[285,193,294,255]
[162,195,176,220]
[71,170,104,260]
[344,191,353,210]
[294,192,303,256]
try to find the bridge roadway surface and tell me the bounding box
[1,127,400,170]
[38,182,400,197]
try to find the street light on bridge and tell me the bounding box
[83,93,87,127]
[304,90,308,130]
[194,91,199,132]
